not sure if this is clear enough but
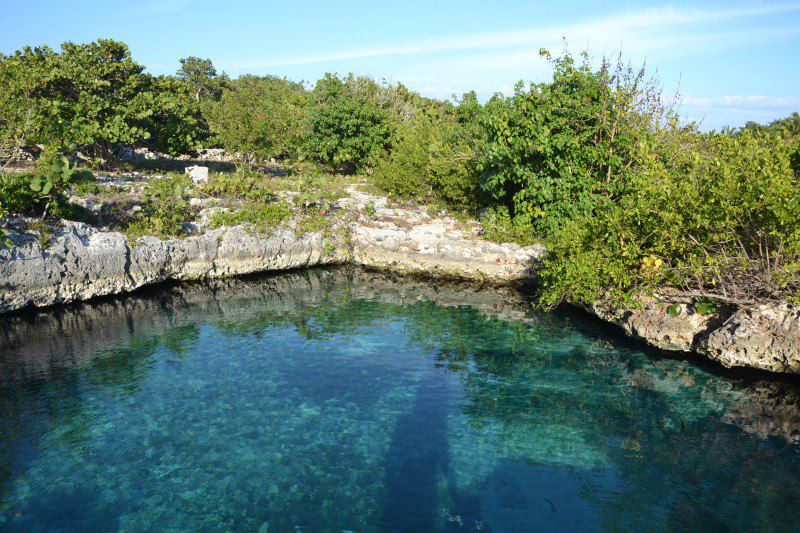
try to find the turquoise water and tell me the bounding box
[1,268,800,531]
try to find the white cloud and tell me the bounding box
[681,95,800,109]
[228,2,800,70]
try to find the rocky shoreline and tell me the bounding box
[1,188,798,375]
[0,188,542,314]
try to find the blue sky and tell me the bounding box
[1,0,798,129]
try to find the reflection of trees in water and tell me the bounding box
[0,322,201,517]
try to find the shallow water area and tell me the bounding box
[1,267,799,531]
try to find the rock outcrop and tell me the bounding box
[0,189,543,315]
[0,223,347,314]
[583,295,800,374]
[699,303,800,374]
[2,187,798,375]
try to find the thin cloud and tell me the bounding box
[228,2,800,69]
[681,95,800,109]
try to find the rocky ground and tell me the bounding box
[1,168,798,375]
[0,178,544,314]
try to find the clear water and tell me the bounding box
[1,267,800,532]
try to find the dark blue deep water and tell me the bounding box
[1,267,800,531]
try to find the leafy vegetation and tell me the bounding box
[306,74,393,171]
[208,76,309,168]
[539,128,800,306]
[125,174,195,239]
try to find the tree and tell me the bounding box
[0,49,51,165]
[14,39,153,162]
[143,75,208,156]
[480,49,672,236]
[177,56,224,103]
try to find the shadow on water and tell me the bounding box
[381,370,453,530]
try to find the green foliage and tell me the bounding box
[0,172,39,214]
[126,175,194,238]
[539,129,800,307]
[373,104,482,210]
[293,172,347,213]
[479,205,540,247]
[176,56,225,103]
[0,51,43,160]
[693,299,718,316]
[0,199,10,248]
[143,75,208,156]
[14,40,153,161]
[306,74,392,171]
[30,153,73,196]
[206,170,277,201]
[208,201,291,230]
[209,76,310,168]
[480,49,672,237]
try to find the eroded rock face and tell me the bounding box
[584,298,715,353]
[583,296,800,374]
[0,222,347,314]
[0,267,533,383]
[698,304,800,374]
[0,189,543,315]
[346,188,544,283]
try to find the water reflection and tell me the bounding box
[1,266,799,530]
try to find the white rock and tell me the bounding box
[185,165,209,185]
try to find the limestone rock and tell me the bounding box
[584,298,714,352]
[698,303,800,373]
[185,165,209,185]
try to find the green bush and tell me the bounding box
[480,49,671,237]
[208,201,291,230]
[373,113,481,210]
[142,75,208,156]
[0,200,10,247]
[306,74,392,171]
[126,174,194,238]
[208,76,309,168]
[0,172,39,215]
[539,129,800,307]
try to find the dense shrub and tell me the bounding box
[126,175,194,238]
[0,172,39,215]
[373,107,481,210]
[479,50,671,237]
[17,40,153,161]
[142,75,208,156]
[539,129,800,306]
[306,74,392,171]
[209,76,310,168]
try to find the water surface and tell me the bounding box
[1,267,799,531]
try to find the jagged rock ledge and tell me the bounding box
[0,190,543,315]
[585,297,800,375]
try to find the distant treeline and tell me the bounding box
[1,39,799,306]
